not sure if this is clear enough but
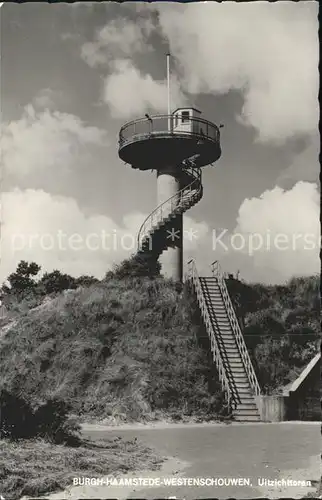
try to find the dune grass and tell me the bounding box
[0,436,163,500]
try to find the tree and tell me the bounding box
[40,270,78,294]
[75,275,99,287]
[40,271,100,293]
[225,275,263,329]
[1,260,41,297]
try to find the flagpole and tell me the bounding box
[167,52,171,132]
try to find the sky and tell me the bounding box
[0,1,320,285]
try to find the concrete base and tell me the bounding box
[255,395,288,422]
[157,167,183,282]
[159,214,183,282]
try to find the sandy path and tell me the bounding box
[34,456,188,500]
[256,453,320,499]
[20,421,320,500]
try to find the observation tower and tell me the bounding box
[118,55,222,282]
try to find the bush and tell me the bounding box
[34,398,81,445]
[0,389,35,439]
[0,390,80,444]
[110,254,161,280]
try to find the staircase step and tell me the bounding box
[210,318,229,324]
[233,415,261,422]
[236,400,257,407]
[230,368,247,374]
[238,397,256,404]
[234,409,259,416]
[237,392,254,399]
[235,382,252,389]
[234,377,249,383]
[235,386,252,392]
[208,301,225,306]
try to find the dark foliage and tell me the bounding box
[0,389,81,444]
[109,253,161,279]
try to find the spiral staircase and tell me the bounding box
[137,155,203,257]
[134,154,262,421]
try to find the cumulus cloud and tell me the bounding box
[32,88,56,110]
[1,182,319,285]
[0,188,211,283]
[183,181,320,284]
[0,104,108,178]
[81,17,154,68]
[81,16,186,119]
[103,59,186,119]
[0,189,148,282]
[277,134,320,185]
[156,2,318,143]
[232,181,320,280]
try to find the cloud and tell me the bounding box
[1,182,319,285]
[277,134,320,185]
[103,59,186,119]
[232,181,320,280]
[0,185,213,285]
[0,105,108,178]
[0,189,147,282]
[32,88,56,110]
[155,2,319,143]
[81,16,186,119]
[183,181,320,284]
[81,17,154,68]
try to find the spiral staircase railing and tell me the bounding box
[137,158,203,253]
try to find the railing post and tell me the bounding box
[211,260,218,277]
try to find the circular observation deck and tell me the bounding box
[118,114,221,170]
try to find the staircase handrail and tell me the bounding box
[211,260,261,397]
[137,165,202,251]
[187,259,237,411]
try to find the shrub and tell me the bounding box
[110,254,161,280]
[0,389,35,439]
[34,398,81,445]
[0,390,80,444]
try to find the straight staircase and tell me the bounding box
[134,151,262,421]
[187,260,262,421]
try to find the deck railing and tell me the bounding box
[119,114,220,148]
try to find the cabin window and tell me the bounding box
[181,111,190,123]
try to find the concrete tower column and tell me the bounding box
[157,166,183,282]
